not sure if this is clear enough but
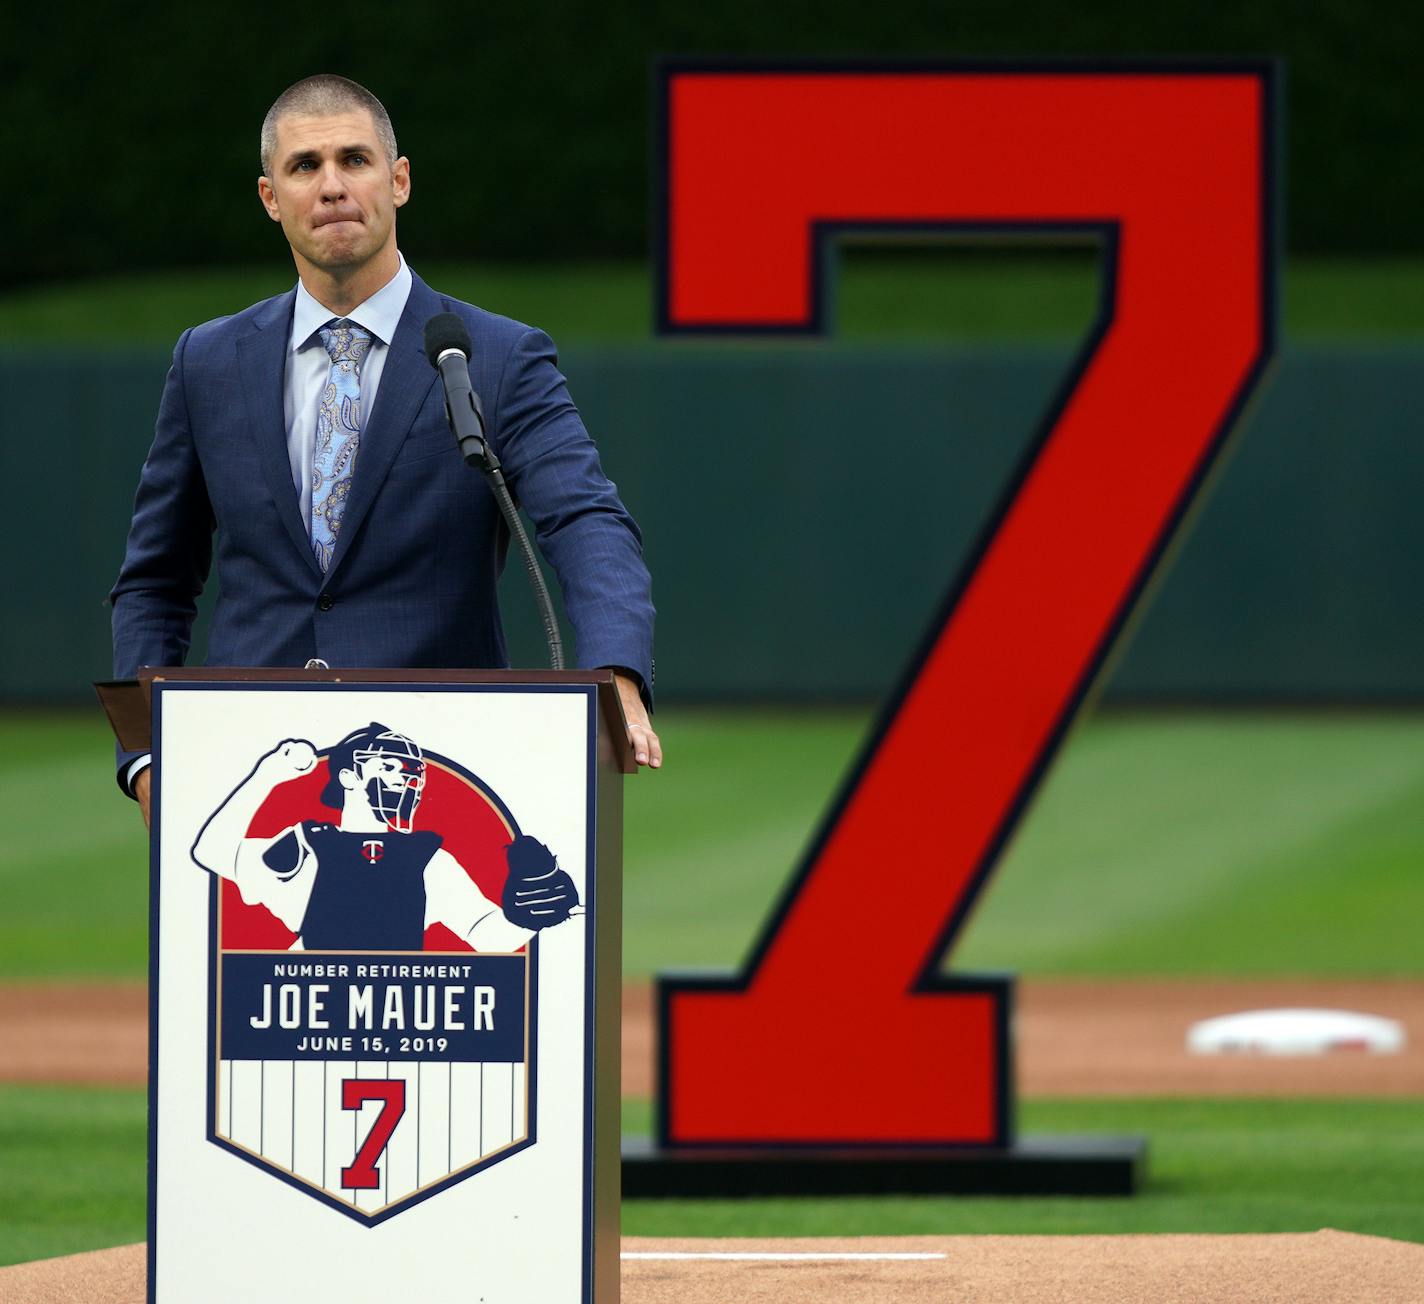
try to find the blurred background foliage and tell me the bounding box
[2,0,1420,290]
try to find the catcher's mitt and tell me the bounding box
[501,835,579,930]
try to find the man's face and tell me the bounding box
[258,109,410,275]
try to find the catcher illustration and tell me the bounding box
[191,722,578,952]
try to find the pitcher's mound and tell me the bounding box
[6,1231,1422,1304]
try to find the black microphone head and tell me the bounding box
[423,313,472,367]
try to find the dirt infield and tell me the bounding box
[7,978,1421,1096]
[5,1232,1423,1303]
[0,985,147,1088]
[9,980,1419,1304]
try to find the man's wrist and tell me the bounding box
[602,665,651,711]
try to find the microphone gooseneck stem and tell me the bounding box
[433,348,565,671]
[483,469,566,672]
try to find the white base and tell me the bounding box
[1186,1008,1405,1056]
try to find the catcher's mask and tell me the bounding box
[321,722,426,833]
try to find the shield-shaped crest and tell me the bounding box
[197,726,551,1224]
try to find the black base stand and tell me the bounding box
[622,1134,1147,1198]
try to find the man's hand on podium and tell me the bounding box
[614,672,662,769]
[135,767,152,830]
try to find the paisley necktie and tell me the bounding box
[311,320,373,572]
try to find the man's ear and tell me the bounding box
[257,176,282,223]
[391,156,411,210]
[338,766,359,792]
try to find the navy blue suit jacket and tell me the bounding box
[111,272,654,776]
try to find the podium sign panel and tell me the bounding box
[148,676,619,1303]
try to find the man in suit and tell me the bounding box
[112,74,659,825]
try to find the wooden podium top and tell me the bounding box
[94,667,635,771]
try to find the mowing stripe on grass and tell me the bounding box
[8,709,1424,979]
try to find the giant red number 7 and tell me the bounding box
[655,62,1276,1146]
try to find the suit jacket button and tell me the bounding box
[317,593,335,611]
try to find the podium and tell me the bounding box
[98,668,628,1304]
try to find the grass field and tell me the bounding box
[4,1088,1421,1267]
[5,705,1421,1271]
[6,707,1424,981]
[2,254,1423,345]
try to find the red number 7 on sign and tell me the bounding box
[341,1079,407,1190]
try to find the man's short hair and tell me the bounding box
[260,74,398,175]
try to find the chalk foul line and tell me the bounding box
[621,1252,946,1262]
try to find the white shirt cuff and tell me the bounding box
[124,755,153,797]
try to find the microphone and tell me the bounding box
[422,313,565,671]
[423,313,496,471]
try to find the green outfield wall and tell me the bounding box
[4,344,1419,703]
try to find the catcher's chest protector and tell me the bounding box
[299,823,441,951]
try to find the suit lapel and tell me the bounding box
[325,276,442,580]
[236,290,323,579]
